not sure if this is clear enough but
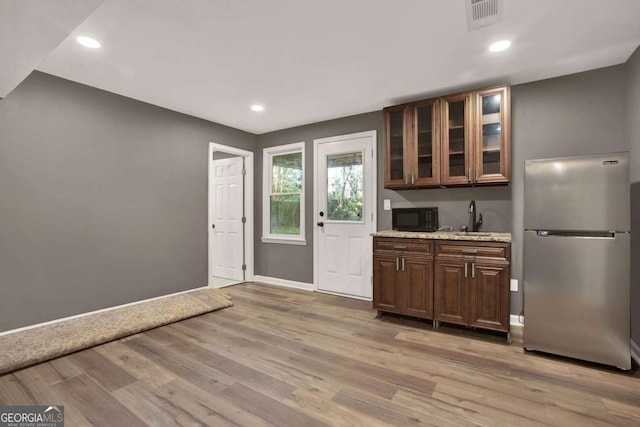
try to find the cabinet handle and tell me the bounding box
[411,173,415,185]
[468,168,472,183]
[462,248,478,254]
[472,263,475,279]
[393,245,407,249]
[396,257,400,271]
[404,174,408,185]
[476,169,480,182]
[464,262,468,278]
[401,258,405,271]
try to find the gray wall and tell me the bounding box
[380,66,627,315]
[255,65,629,317]
[0,71,256,331]
[3,62,634,330]
[255,111,383,283]
[626,46,640,345]
[510,65,628,315]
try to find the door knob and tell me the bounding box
[317,222,324,227]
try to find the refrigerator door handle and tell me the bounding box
[535,230,616,238]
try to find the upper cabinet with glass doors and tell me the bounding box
[383,85,510,189]
[383,99,440,189]
[474,86,510,184]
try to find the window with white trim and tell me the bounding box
[261,142,305,245]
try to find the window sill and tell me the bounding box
[261,236,307,246]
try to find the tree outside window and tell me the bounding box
[262,142,305,245]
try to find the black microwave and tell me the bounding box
[392,207,439,232]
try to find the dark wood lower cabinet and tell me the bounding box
[373,255,401,313]
[373,236,511,339]
[469,262,510,331]
[373,238,433,320]
[403,257,433,319]
[434,259,468,326]
[434,241,511,335]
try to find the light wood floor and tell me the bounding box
[1,283,639,426]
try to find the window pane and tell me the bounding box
[270,194,300,235]
[272,153,302,193]
[327,152,363,221]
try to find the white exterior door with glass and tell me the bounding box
[314,131,376,299]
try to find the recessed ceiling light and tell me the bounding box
[489,40,511,52]
[76,36,101,49]
[251,104,265,112]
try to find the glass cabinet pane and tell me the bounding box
[388,110,404,181]
[447,100,466,178]
[481,93,502,175]
[415,105,434,180]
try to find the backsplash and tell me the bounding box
[378,185,512,233]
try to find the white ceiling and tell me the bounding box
[0,0,103,98]
[11,1,640,133]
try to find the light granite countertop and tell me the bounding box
[372,230,512,243]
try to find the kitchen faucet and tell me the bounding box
[468,200,483,232]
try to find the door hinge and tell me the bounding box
[242,216,246,224]
[242,264,247,271]
[371,148,374,158]
[241,168,246,176]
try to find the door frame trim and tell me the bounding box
[312,130,377,294]
[208,142,254,287]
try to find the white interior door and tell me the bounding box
[211,156,244,281]
[315,131,376,299]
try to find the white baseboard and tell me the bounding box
[253,275,314,292]
[510,314,524,328]
[316,289,372,301]
[0,286,209,337]
[631,339,640,365]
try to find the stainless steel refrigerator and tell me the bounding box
[524,152,631,370]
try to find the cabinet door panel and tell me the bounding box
[373,255,401,312]
[441,93,472,186]
[469,262,509,331]
[434,260,467,325]
[384,106,410,188]
[412,100,440,187]
[403,258,433,319]
[475,86,510,184]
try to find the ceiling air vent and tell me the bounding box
[466,0,502,31]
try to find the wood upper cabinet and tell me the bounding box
[383,105,409,188]
[383,85,510,189]
[383,99,440,189]
[474,86,510,184]
[373,237,433,320]
[441,92,473,186]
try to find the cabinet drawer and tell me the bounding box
[435,241,508,260]
[374,238,432,255]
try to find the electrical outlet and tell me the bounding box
[510,279,518,292]
[383,199,391,211]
